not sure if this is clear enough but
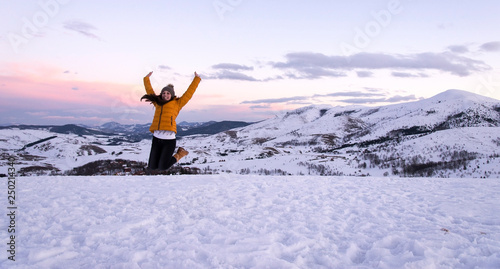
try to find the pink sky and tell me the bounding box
[0,65,273,125]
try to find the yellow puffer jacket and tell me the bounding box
[144,75,201,133]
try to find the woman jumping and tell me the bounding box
[141,71,201,172]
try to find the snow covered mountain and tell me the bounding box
[1,90,499,177]
[179,89,500,178]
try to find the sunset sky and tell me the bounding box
[1,0,499,126]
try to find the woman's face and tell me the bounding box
[161,91,172,101]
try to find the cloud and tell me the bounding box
[158,65,171,70]
[206,63,259,81]
[356,71,373,78]
[26,111,48,116]
[447,45,469,54]
[249,104,271,109]
[212,63,254,71]
[207,48,490,82]
[284,68,347,79]
[386,95,418,102]
[339,94,417,104]
[318,91,385,98]
[207,70,259,81]
[271,51,490,78]
[63,20,100,40]
[241,91,412,106]
[391,72,429,78]
[480,41,500,52]
[242,96,309,104]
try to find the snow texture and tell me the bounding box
[2,175,500,268]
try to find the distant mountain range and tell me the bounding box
[0,120,253,142]
[1,89,499,178]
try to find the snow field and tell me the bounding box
[2,175,500,268]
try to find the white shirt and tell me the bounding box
[153,130,176,140]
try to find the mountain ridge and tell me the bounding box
[0,120,253,141]
[177,89,500,177]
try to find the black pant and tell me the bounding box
[147,137,177,170]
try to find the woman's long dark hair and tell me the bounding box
[140,94,169,106]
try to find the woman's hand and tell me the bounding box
[146,71,153,78]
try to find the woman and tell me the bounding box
[141,71,201,172]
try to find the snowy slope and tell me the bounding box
[179,90,500,177]
[0,128,151,174]
[1,175,499,268]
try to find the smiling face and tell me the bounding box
[161,90,172,101]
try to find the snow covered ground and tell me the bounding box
[2,175,500,268]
